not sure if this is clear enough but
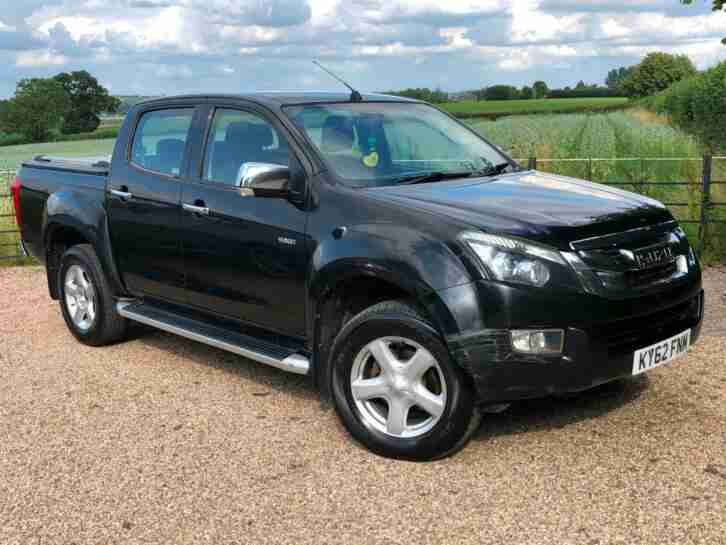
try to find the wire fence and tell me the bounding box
[1,156,725,265]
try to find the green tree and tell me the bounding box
[520,85,533,99]
[54,70,120,134]
[620,52,697,98]
[484,85,519,100]
[0,78,69,142]
[605,66,634,90]
[532,81,548,99]
[384,87,449,103]
[662,60,726,152]
[681,1,725,44]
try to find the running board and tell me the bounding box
[116,301,309,375]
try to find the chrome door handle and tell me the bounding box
[110,189,133,200]
[183,203,210,216]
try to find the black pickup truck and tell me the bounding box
[12,92,704,460]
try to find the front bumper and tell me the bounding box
[446,278,704,403]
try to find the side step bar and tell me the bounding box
[117,301,309,375]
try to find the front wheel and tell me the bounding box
[331,301,480,461]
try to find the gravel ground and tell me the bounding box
[1,265,725,545]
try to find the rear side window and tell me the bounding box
[203,109,290,186]
[130,109,194,176]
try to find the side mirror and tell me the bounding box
[236,163,290,198]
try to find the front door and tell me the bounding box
[107,105,198,302]
[180,106,309,337]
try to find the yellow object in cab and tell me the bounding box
[362,151,379,168]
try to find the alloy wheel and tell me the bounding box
[350,336,447,438]
[64,264,97,332]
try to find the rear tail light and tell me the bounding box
[10,176,22,227]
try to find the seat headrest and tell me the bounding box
[321,115,354,153]
[247,123,274,148]
[225,122,250,144]
[157,138,185,158]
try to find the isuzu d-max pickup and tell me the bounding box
[11,92,703,459]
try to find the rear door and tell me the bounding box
[179,104,310,337]
[107,102,201,302]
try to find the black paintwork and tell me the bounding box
[16,92,703,403]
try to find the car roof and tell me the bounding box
[136,91,419,108]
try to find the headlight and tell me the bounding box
[459,232,581,290]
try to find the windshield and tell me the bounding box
[283,102,510,187]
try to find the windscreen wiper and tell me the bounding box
[394,170,479,185]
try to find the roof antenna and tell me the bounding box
[312,60,363,102]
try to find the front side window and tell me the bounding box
[284,102,510,187]
[203,109,290,186]
[130,109,193,176]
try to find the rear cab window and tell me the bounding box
[130,109,194,176]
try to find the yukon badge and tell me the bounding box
[277,236,297,246]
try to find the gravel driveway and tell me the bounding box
[1,266,725,545]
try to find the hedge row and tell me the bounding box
[0,126,119,147]
[647,61,726,153]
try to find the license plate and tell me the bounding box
[632,329,691,376]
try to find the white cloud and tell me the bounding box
[1,0,725,97]
[16,49,67,66]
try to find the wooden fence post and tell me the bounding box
[528,157,537,171]
[699,155,712,254]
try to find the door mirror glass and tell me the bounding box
[236,162,290,198]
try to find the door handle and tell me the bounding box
[110,189,133,200]
[183,202,210,216]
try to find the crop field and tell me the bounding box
[442,97,629,117]
[469,110,701,160]
[468,110,707,200]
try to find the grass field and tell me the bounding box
[0,139,116,171]
[442,97,629,117]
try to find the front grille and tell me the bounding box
[626,260,678,288]
[598,294,701,356]
[572,222,689,296]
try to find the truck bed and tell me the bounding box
[17,155,111,262]
[21,155,111,176]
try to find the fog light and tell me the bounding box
[511,329,564,355]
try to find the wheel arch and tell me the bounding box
[43,191,126,300]
[308,263,464,402]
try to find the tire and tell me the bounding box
[58,244,127,346]
[330,300,480,461]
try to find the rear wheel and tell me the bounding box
[331,301,480,461]
[58,244,127,346]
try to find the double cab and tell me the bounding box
[11,92,703,460]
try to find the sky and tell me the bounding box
[1,0,725,98]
